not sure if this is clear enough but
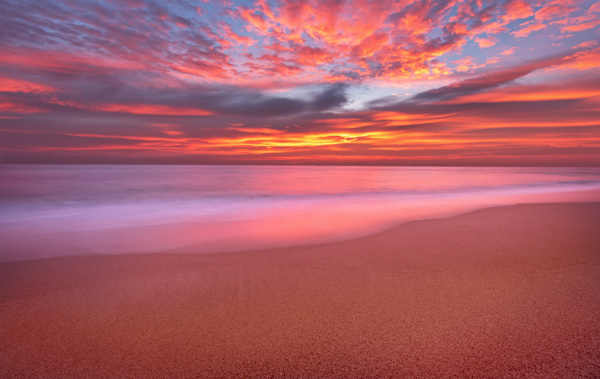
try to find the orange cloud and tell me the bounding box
[0,47,146,74]
[220,22,256,46]
[227,127,283,135]
[535,3,578,21]
[0,78,55,94]
[572,41,599,49]
[562,20,600,33]
[95,104,213,116]
[502,0,534,23]
[170,61,231,80]
[441,83,600,104]
[0,101,44,114]
[512,22,547,38]
[560,47,600,70]
[474,36,498,48]
[501,48,517,55]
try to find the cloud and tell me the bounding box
[512,21,546,38]
[474,36,498,48]
[501,0,534,23]
[410,56,565,102]
[170,84,350,117]
[501,47,517,55]
[572,41,599,49]
[310,84,350,111]
[562,20,600,33]
[535,2,578,20]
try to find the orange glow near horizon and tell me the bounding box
[94,104,214,117]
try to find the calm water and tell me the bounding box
[1,165,600,262]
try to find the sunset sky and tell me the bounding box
[1,0,599,166]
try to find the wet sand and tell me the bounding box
[1,202,600,377]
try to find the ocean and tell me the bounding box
[1,164,599,262]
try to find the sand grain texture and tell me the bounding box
[1,203,600,378]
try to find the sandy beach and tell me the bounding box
[1,202,599,378]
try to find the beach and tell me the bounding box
[1,202,599,377]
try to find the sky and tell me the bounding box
[1,0,599,166]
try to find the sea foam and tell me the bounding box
[1,165,599,262]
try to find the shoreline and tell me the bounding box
[1,202,600,377]
[3,187,600,264]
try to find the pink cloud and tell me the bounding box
[572,40,599,49]
[502,0,534,23]
[562,20,600,33]
[535,2,578,21]
[475,36,499,48]
[501,48,517,55]
[512,21,547,38]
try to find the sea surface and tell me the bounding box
[1,165,600,262]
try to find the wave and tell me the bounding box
[1,176,599,263]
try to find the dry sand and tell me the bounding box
[1,202,600,378]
